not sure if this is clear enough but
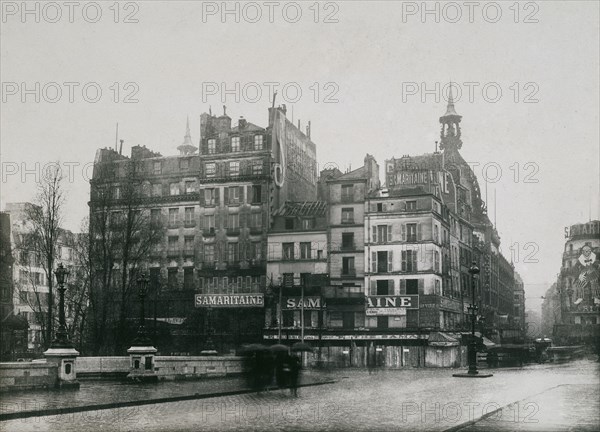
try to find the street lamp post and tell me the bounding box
[126,272,158,382]
[44,262,80,389]
[453,262,493,378]
[132,274,151,347]
[51,263,72,348]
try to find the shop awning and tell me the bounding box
[428,331,460,347]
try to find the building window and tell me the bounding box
[434,225,439,243]
[204,188,216,206]
[180,158,190,171]
[229,161,240,176]
[406,279,419,295]
[231,136,240,152]
[377,203,383,212]
[153,161,162,174]
[205,163,216,178]
[252,160,263,175]
[373,225,391,243]
[152,184,162,197]
[406,200,417,211]
[401,250,417,272]
[184,236,194,255]
[170,183,180,196]
[252,242,262,260]
[282,243,295,260]
[227,213,239,230]
[406,223,418,242]
[342,257,355,275]
[251,185,262,203]
[228,186,240,204]
[204,214,215,231]
[228,243,239,262]
[342,233,354,250]
[168,236,179,255]
[184,268,194,290]
[184,207,195,225]
[301,219,314,229]
[207,139,216,154]
[285,218,294,230]
[300,242,311,260]
[341,208,354,224]
[168,268,178,290]
[168,208,179,226]
[204,244,215,262]
[249,212,262,229]
[151,209,161,223]
[113,186,121,200]
[254,135,264,150]
[434,250,440,272]
[341,184,353,202]
[185,181,196,194]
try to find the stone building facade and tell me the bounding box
[89,106,318,354]
[554,220,600,346]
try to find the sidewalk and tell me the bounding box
[0,371,335,420]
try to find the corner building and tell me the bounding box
[89,105,318,354]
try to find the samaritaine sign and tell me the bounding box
[366,295,419,316]
[195,294,264,307]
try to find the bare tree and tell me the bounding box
[89,159,164,354]
[23,165,65,347]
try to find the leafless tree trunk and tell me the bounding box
[24,164,65,348]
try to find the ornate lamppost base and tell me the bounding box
[44,347,81,389]
[126,345,158,383]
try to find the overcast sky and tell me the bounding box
[1,1,599,313]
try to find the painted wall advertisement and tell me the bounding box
[366,295,419,316]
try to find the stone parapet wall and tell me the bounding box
[0,362,57,392]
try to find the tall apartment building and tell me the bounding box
[554,220,600,346]
[4,203,78,353]
[89,105,318,354]
[264,201,329,342]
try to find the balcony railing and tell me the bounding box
[341,269,357,277]
[167,248,179,257]
[183,219,196,228]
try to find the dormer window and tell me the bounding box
[231,136,240,152]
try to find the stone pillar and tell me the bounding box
[127,346,158,382]
[43,347,80,389]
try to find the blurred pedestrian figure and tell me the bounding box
[367,349,376,375]
[260,351,274,391]
[288,354,301,397]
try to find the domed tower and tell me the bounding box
[439,84,462,151]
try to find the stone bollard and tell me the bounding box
[43,347,81,389]
[127,346,158,383]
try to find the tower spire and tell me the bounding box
[439,81,463,151]
[177,116,197,155]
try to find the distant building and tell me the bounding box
[3,202,78,354]
[512,272,526,337]
[554,220,600,345]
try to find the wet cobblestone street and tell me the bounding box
[1,360,598,431]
